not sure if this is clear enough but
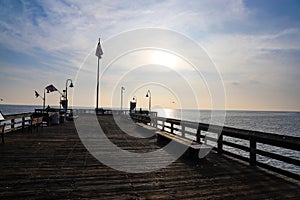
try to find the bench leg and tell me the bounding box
[1,133,4,144]
[189,149,200,160]
[28,123,32,133]
[1,125,5,144]
[30,125,33,133]
[39,123,43,132]
[156,134,170,146]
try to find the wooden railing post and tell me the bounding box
[250,137,256,166]
[181,124,185,138]
[170,122,174,134]
[162,121,165,131]
[22,116,25,132]
[1,123,5,144]
[217,133,223,153]
[11,118,15,131]
[196,127,201,143]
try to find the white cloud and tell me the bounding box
[1,0,249,54]
[204,28,300,71]
[0,0,299,110]
[203,28,300,110]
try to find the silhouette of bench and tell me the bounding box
[30,116,44,133]
[156,130,202,149]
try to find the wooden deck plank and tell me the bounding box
[0,115,299,199]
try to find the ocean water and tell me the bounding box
[0,104,44,115]
[1,104,299,175]
[154,109,300,137]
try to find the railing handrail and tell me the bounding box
[1,112,34,143]
[129,113,300,180]
[144,115,300,149]
[2,112,32,120]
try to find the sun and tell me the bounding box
[151,50,178,68]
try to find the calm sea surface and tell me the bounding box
[1,104,299,174]
[154,108,300,137]
[0,104,44,115]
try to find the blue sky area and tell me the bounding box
[0,0,299,111]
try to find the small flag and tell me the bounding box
[95,39,103,59]
[35,91,40,98]
[45,84,58,93]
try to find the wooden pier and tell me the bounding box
[0,115,299,199]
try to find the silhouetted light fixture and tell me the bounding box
[132,96,137,111]
[65,79,74,113]
[145,90,151,111]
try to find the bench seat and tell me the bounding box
[136,123,157,131]
[155,130,202,149]
[30,117,44,132]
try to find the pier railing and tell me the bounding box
[130,113,300,180]
[74,109,158,117]
[0,113,33,143]
[0,113,32,132]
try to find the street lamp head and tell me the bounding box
[146,90,151,97]
[145,90,151,111]
[69,82,74,88]
[133,96,137,101]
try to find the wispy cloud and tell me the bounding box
[0,0,299,110]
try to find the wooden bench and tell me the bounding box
[156,130,202,149]
[135,123,157,138]
[155,129,213,159]
[136,123,157,131]
[30,117,44,133]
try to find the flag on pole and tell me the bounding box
[35,91,40,98]
[35,90,44,100]
[95,39,103,59]
[45,84,58,93]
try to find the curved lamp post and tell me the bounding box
[145,90,151,111]
[133,96,137,111]
[65,79,74,113]
[43,87,50,111]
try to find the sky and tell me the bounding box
[0,0,300,111]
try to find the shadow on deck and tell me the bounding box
[0,115,299,199]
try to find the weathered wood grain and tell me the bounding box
[0,115,299,199]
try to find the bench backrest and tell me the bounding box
[0,124,5,134]
[31,117,43,125]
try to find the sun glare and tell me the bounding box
[151,51,178,68]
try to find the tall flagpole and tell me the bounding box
[95,37,103,112]
[43,89,46,111]
[96,49,100,111]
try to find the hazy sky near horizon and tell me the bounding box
[0,0,300,111]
